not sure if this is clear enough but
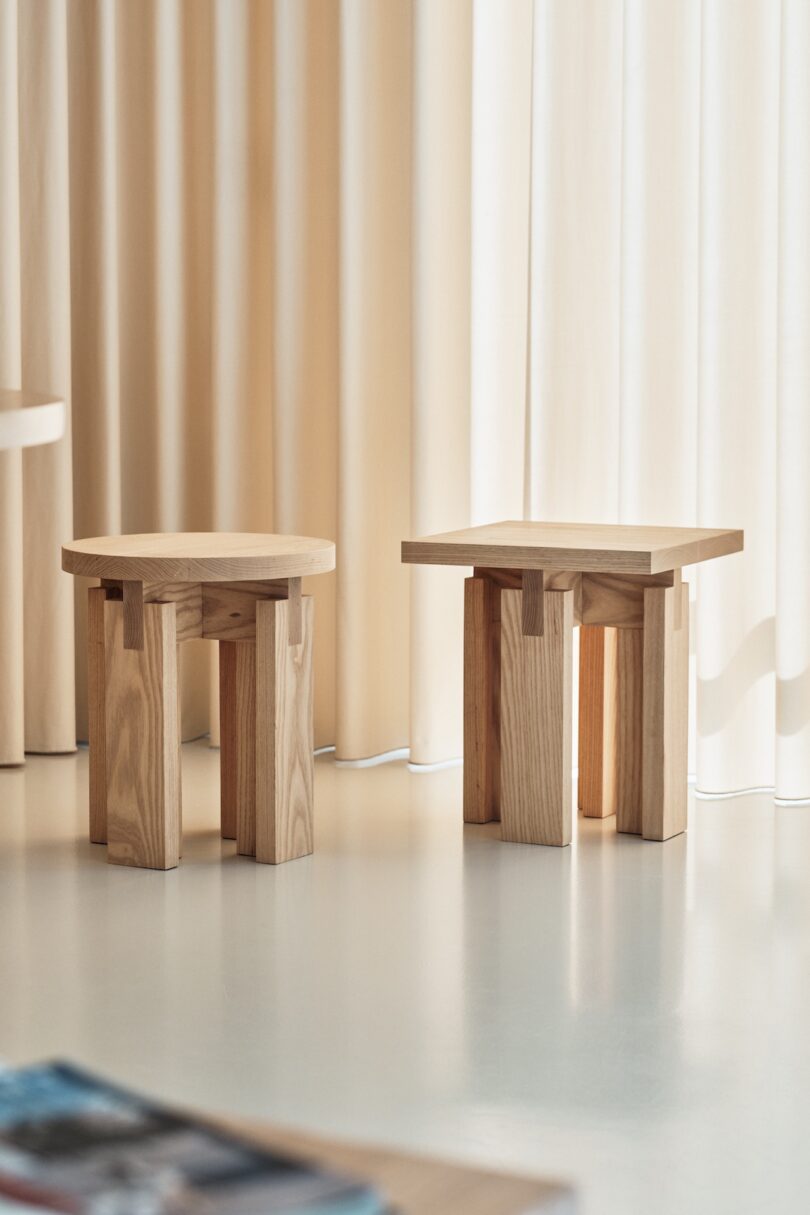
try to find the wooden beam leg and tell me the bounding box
[641,581,689,841]
[521,569,545,636]
[463,576,500,823]
[87,586,109,844]
[122,579,144,649]
[500,588,574,847]
[255,596,314,864]
[104,599,180,869]
[579,625,644,830]
[176,646,183,855]
[578,625,616,818]
[219,639,257,852]
[287,577,302,646]
[614,630,644,834]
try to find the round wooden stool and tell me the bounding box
[62,533,335,870]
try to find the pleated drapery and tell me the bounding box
[1,0,808,798]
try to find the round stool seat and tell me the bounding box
[0,390,65,450]
[62,532,336,583]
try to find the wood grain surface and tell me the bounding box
[62,532,335,582]
[403,520,742,574]
[578,626,644,828]
[580,571,673,628]
[87,587,108,844]
[463,576,501,824]
[122,579,144,650]
[202,580,288,641]
[255,596,314,864]
[143,581,204,641]
[500,588,574,847]
[577,626,617,818]
[641,582,689,840]
[104,599,180,869]
[219,640,257,850]
[613,628,644,834]
[521,569,545,635]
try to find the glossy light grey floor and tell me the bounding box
[1,745,809,1214]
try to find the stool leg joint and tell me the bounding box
[122,579,145,650]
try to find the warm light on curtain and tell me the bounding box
[0,0,808,798]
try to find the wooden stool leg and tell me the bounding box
[87,586,109,844]
[641,581,689,841]
[219,640,257,851]
[500,588,574,847]
[578,625,617,818]
[463,576,500,823]
[255,596,314,864]
[613,629,644,834]
[104,598,180,870]
[579,625,644,832]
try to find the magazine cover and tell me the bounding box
[0,1063,387,1214]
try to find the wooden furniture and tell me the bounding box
[229,1119,576,1214]
[402,521,743,846]
[1,391,66,767]
[0,389,65,450]
[62,533,335,870]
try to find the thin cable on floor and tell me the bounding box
[91,736,810,805]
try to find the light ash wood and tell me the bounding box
[104,599,180,870]
[427,528,737,848]
[473,567,679,629]
[577,626,618,818]
[62,532,335,583]
[229,1119,574,1215]
[255,597,315,864]
[287,576,303,645]
[641,581,689,840]
[69,537,329,870]
[219,641,257,849]
[500,588,574,847]
[521,569,545,635]
[122,579,144,650]
[463,577,500,824]
[578,626,644,826]
[580,571,673,628]
[613,629,644,835]
[143,581,203,642]
[87,587,108,844]
[202,580,288,641]
[403,520,743,575]
[0,389,64,450]
[672,566,683,630]
[473,566,522,589]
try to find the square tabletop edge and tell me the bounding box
[402,522,744,574]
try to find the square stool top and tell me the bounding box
[402,520,743,575]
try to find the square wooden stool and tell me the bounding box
[62,533,335,870]
[402,522,743,846]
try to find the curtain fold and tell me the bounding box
[0,0,808,796]
[338,0,412,759]
[2,0,76,760]
[776,0,810,799]
[410,0,471,764]
[0,0,24,765]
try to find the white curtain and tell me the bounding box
[1,0,807,798]
[453,0,808,799]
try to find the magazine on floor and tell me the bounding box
[0,1062,386,1214]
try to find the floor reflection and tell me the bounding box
[2,748,809,1215]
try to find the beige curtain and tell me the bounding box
[1,0,808,798]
